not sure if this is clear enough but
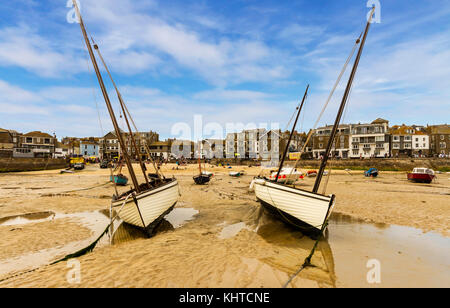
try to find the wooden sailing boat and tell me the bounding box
[72,1,179,233]
[193,142,211,185]
[251,9,375,236]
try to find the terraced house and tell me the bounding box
[428,124,450,156]
[349,119,390,158]
[390,125,430,157]
[0,128,20,157]
[18,131,56,158]
[312,125,351,159]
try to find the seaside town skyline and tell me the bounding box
[2,119,449,160]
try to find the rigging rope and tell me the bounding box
[282,32,362,184]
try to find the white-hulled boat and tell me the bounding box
[113,179,179,229]
[250,9,375,236]
[250,178,335,233]
[72,1,179,234]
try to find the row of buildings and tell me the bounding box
[310,119,449,159]
[1,119,449,160]
[219,119,450,160]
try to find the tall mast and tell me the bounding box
[71,0,141,192]
[313,7,375,193]
[275,85,309,181]
[92,41,150,187]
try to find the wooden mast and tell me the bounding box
[313,7,375,193]
[275,85,309,181]
[71,0,141,192]
[92,41,150,187]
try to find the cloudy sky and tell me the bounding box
[0,0,449,140]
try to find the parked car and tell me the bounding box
[73,163,85,170]
[100,160,110,169]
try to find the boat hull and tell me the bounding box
[407,173,434,184]
[112,179,179,229]
[252,179,335,235]
[193,174,211,185]
[110,175,128,186]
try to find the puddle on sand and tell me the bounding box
[111,207,199,244]
[326,213,450,287]
[164,208,198,228]
[252,210,450,288]
[219,222,252,239]
[0,212,55,226]
[0,211,110,277]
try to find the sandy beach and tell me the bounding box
[0,163,449,288]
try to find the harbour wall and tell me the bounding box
[211,158,450,172]
[285,158,450,172]
[0,158,69,173]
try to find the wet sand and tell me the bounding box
[0,163,448,287]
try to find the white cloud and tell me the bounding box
[0,25,86,77]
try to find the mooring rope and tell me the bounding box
[282,221,328,288]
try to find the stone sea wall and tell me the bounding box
[0,158,68,173]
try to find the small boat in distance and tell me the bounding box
[407,168,435,184]
[193,147,211,185]
[364,168,378,178]
[110,174,128,186]
[306,170,317,177]
[268,167,303,184]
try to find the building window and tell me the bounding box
[393,136,399,141]
[416,144,419,148]
[404,143,411,148]
[393,143,400,149]
[363,144,370,149]
[440,142,446,149]
[319,143,323,149]
[352,137,359,143]
[352,150,359,155]
[44,138,50,144]
[375,136,384,142]
[441,135,445,140]
[353,144,358,149]
[404,136,411,141]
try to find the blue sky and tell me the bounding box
[0,0,449,140]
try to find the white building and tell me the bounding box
[349,119,390,158]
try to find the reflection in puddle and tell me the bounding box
[0,212,55,226]
[111,208,198,245]
[253,209,450,287]
[164,208,198,228]
[219,222,252,239]
[256,218,336,288]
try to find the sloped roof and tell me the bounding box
[371,118,389,124]
[150,141,170,146]
[428,125,450,134]
[389,125,426,135]
[24,131,53,138]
